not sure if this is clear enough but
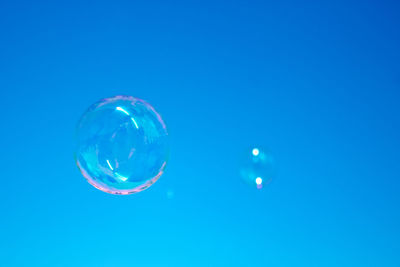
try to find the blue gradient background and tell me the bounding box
[1,0,399,266]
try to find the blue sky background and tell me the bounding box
[0,0,400,266]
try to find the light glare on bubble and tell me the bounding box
[115,172,128,182]
[130,117,139,129]
[116,106,130,116]
[106,159,114,171]
[255,177,262,185]
[115,106,139,129]
[252,148,259,156]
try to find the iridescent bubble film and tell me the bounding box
[75,95,169,195]
[240,147,275,189]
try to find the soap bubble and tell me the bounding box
[75,95,169,195]
[240,147,275,189]
[166,189,175,199]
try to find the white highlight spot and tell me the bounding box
[116,106,130,115]
[106,159,114,171]
[131,117,139,129]
[115,172,128,182]
[116,106,139,129]
[255,177,262,185]
[252,148,260,156]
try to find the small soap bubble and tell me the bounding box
[75,95,169,195]
[240,147,275,189]
[166,189,175,199]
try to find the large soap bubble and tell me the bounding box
[75,95,169,195]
